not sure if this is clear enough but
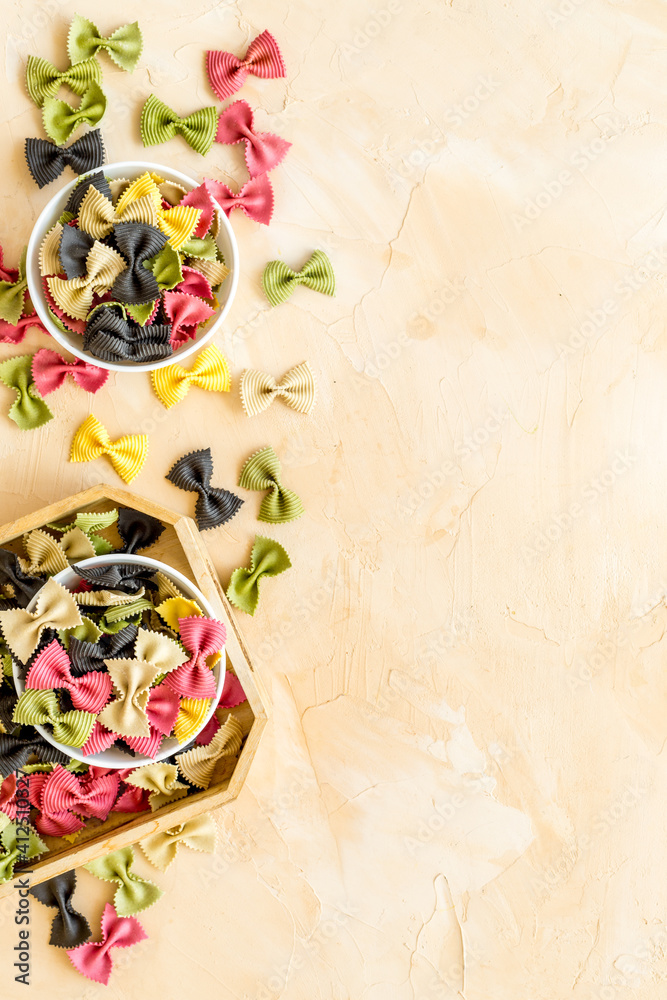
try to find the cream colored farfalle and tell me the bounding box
[18,529,69,576]
[17,527,96,578]
[185,256,229,287]
[58,527,97,561]
[97,658,160,738]
[176,714,243,788]
[154,571,183,602]
[138,814,216,870]
[124,762,188,811]
[78,185,159,239]
[74,587,146,607]
[46,241,126,320]
[134,627,188,675]
[0,578,83,663]
[39,223,64,276]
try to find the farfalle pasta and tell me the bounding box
[166,447,243,530]
[36,169,229,364]
[0,547,235,764]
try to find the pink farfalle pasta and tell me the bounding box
[32,765,120,837]
[32,348,109,395]
[206,30,286,101]
[25,639,112,713]
[162,290,216,348]
[164,616,225,699]
[67,903,147,986]
[215,100,291,177]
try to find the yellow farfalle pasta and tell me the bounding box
[174,698,211,744]
[78,185,159,239]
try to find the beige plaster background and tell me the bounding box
[0,0,664,996]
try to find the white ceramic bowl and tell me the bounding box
[12,554,225,768]
[26,160,239,373]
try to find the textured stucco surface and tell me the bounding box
[0,0,665,996]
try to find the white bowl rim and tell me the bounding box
[12,553,225,768]
[26,160,240,373]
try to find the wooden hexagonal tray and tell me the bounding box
[0,484,268,898]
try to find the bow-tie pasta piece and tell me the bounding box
[74,561,157,595]
[0,822,47,884]
[176,713,243,788]
[32,348,108,396]
[226,535,292,615]
[67,903,147,986]
[46,241,127,320]
[151,344,230,409]
[262,249,336,307]
[25,55,102,106]
[162,291,215,349]
[199,174,274,225]
[124,762,188,810]
[113,171,202,250]
[42,81,107,146]
[238,445,304,523]
[25,639,112,713]
[68,15,142,71]
[25,130,105,188]
[240,361,317,417]
[0,731,70,778]
[13,689,96,748]
[140,96,217,155]
[0,577,83,662]
[83,305,173,364]
[166,447,243,530]
[78,187,159,240]
[215,100,291,176]
[111,223,167,305]
[163,615,225,700]
[139,813,216,870]
[30,871,92,948]
[0,354,53,430]
[84,846,163,916]
[97,658,160,739]
[18,528,70,576]
[117,508,165,554]
[0,247,29,325]
[70,415,149,483]
[206,30,286,101]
